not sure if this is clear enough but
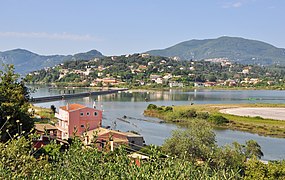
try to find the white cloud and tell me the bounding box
[232,2,242,8]
[222,1,244,8]
[0,31,98,41]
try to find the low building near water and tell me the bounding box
[85,127,145,151]
[34,123,68,149]
[35,103,145,151]
[169,81,184,88]
[55,103,103,140]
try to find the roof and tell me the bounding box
[85,128,129,145]
[124,132,143,137]
[35,123,57,132]
[86,127,131,143]
[87,127,109,137]
[87,127,129,137]
[60,103,86,112]
[128,152,149,160]
[97,128,142,137]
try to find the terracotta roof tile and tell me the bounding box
[60,104,86,112]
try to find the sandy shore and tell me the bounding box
[220,107,285,120]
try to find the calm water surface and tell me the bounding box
[31,87,285,160]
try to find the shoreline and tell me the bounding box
[220,107,285,121]
[144,103,285,138]
[28,83,285,91]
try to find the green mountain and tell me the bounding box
[0,49,104,74]
[147,36,285,65]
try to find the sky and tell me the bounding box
[0,0,284,56]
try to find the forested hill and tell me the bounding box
[147,36,285,65]
[0,49,104,74]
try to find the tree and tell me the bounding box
[232,140,263,159]
[244,140,264,159]
[207,74,217,82]
[50,105,56,114]
[0,65,34,142]
[162,121,216,162]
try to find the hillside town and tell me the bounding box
[27,54,285,89]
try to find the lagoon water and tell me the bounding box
[31,87,285,161]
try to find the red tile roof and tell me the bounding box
[60,104,86,112]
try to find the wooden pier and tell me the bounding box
[30,88,128,103]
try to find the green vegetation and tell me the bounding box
[0,66,284,178]
[26,53,285,89]
[32,105,57,124]
[0,65,34,142]
[144,103,285,138]
[1,121,284,179]
[209,115,229,125]
[162,121,216,162]
[0,135,236,179]
[147,36,285,65]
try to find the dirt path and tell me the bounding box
[220,107,285,120]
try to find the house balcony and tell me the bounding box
[55,113,68,121]
[56,124,68,133]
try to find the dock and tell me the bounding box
[30,88,128,103]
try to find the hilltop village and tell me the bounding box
[27,53,285,89]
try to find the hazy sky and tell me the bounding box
[0,0,284,55]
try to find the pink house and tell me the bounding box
[55,103,103,139]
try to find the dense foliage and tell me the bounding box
[0,124,284,179]
[0,65,34,142]
[0,135,240,179]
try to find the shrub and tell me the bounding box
[180,109,197,118]
[197,112,210,119]
[157,107,164,111]
[209,115,229,125]
[147,104,157,110]
[254,116,264,119]
[164,106,173,112]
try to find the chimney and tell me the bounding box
[85,135,89,145]
[110,135,114,151]
[66,103,69,110]
[110,140,114,152]
[93,101,96,109]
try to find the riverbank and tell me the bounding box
[144,103,285,138]
[28,82,285,91]
[127,85,285,91]
[30,88,128,103]
[220,107,285,121]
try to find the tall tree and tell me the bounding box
[0,64,34,142]
[162,121,216,162]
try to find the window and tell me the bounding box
[80,112,84,116]
[94,111,98,116]
[81,124,84,128]
[87,112,90,116]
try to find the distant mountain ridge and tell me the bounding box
[2,36,285,75]
[147,36,285,65]
[0,49,104,74]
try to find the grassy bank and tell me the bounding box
[144,103,285,138]
[31,105,57,124]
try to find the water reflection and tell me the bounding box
[31,86,285,160]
